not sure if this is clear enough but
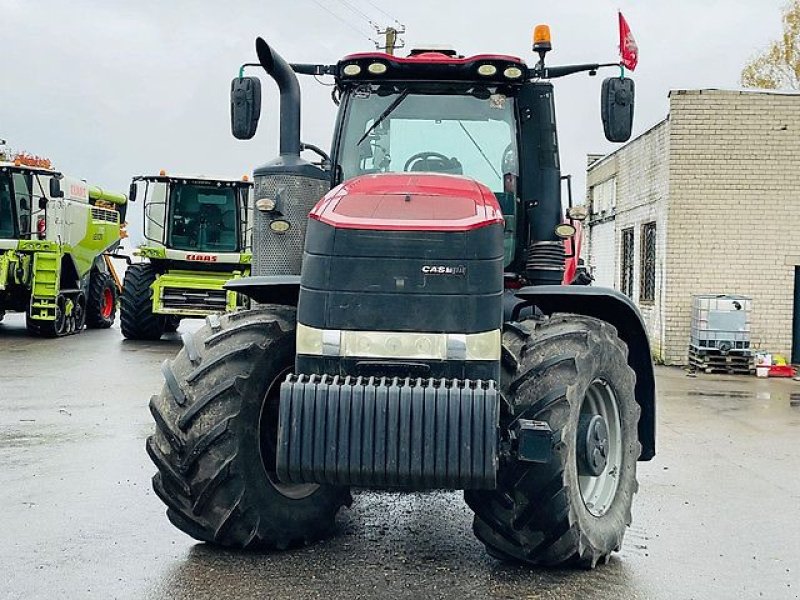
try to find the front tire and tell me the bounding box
[86,271,117,329]
[120,263,165,340]
[147,307,351,549]
[466,314,640,568]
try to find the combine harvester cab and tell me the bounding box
[148,23,656,569]
[121,173,253,340]
[0,152,126,336]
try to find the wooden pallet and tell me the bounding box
[688,346,754,375]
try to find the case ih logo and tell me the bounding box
[186,254,218,262]
[421,265,467,276]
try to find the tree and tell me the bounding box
[741,1,800,90]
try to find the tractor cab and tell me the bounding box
[0,160,53,242]
[332,52,525,267]
[121,173,254,340]
[132,174,252,255]
[231,41,634,285]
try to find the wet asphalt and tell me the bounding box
[1,314,799,600]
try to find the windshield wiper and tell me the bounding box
[356,90,410,146]
[458,121,501,180]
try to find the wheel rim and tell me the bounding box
[577,378,622,517]
[259,366,319,500]
[100,288,114,319]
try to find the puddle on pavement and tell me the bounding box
[686,390,754,399]
[0,427,96,451]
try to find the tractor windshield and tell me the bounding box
[167,183,241,253]
[0,169,33,240]
[338,85,518,195]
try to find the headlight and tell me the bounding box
[296,323,324,355]
[465,329,501,361]
[554,223,577,238]
[343,64,362,76]
[367,62,388,75]
[296,325,501,361]
[342,331,447,360]
[504,66,524,79]
[269,219,291,234]
[477,64,498,76]
[255,197,276,211]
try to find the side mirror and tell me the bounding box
[231,77,262,140]
[38,197,48,210]
[129,181,137,202]
[601,77,635,143]
[49,177,64,198]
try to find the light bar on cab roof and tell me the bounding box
[337,52,529,84]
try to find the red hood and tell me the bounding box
[309,173,504,232]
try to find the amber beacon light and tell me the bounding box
[532,24,552,52]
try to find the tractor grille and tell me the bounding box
[252,174,328,276]
[161,287,227,312]
[91,207,118,223]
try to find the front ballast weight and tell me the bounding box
[277,375,502,489]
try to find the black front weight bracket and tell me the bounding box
[276,374,500,490]
[510,419,553,464]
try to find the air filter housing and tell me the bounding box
[251,157,329,276]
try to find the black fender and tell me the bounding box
[509,285,656,461]
[224,275,300,306]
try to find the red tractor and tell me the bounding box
[147,25,654,568]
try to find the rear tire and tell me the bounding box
[147,307,351,549]
[120,263,165,340]
[85,271,117,329]
[465,314,640,568]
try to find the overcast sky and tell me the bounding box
[0,0,788,244]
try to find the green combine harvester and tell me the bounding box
[0,153,127,336]
[121,172,253,340]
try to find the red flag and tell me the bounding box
[618,11,638,71]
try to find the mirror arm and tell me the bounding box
[238,62,338,79]
[291,63,338,76]
[530,62,620,79]
[238,62,260,78]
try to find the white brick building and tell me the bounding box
[585,89,800,365]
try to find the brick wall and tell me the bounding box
[587,120,670,360]
[665,90,800,363]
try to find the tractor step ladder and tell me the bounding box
[30,252,60,320]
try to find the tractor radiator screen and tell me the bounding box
[252,174,328,276]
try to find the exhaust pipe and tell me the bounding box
[256,37,301,157]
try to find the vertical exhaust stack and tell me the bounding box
[251,39,330,278]
[255,38,301,158]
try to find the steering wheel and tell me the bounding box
[404,151,456,172]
